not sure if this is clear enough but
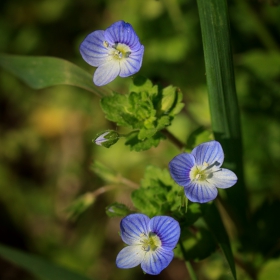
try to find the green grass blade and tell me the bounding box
[196,0,248,228]
[203,203,236,280]
[0,53,105,97]
[0,244,93,280]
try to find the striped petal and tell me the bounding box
[79,30,109,67]
[208,168,237,189]
[191,141,224,167]
[149,216,180,250]
[141,248,174,275]
[185,181,218,203]
[119,46,144,77]
[169,153,195,187]
[104,21,142,50]
[120,214,150,245]
[116,245,145,269]
[93,59,120,86]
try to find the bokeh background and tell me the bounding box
[1,0,280,279]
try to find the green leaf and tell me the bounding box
[174,227,216,261]
[196,0,248,228]
[0,244,92,280]
[125,131,165,151]
[0,53,104,97]
[100,93,133,127]
[131,166,181,215]
[160,85,184,116]
[129,75,158,96]
[105,202,132,217]
[203,203,236,280]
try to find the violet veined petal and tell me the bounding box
[93,59,120,86]
[116,245,145,269]
[120,214,150,245]
[149,216,180,250]
[141,248,174,275]
[104,21,142,50]
[119,46,144,77]
[185,181,218,203]
[79,30,109,67]
[169,153,195,187]
[207,168,238,189]
[191,141,224,167]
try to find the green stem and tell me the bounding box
[162,128,185,150]
[179,239,198,280]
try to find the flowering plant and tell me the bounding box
[0,0,278,279]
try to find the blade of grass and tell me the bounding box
[0,244,93,280]
[196,0,248,230]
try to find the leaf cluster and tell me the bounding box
[100,76,184,151]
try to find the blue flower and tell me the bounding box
[80,20,144,86]
[116,213,180,275]
[169,140,237,203]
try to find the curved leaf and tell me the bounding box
[203,203,236,280]
[0,244,92,280]
[0,53,105,97]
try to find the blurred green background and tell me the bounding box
[0,0,280,279]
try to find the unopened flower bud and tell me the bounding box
[94,130,119,148]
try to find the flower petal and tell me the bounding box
[185,181,218,203]
[191,141,224,167]
[207,168,237,189]
[119,46,144,77]
[104,21,142,50]
[116,245,145,269]
[79,30,109,67]
[169,153,195,187]
[93,59,120,86]
[149,216,180,250]
[141,248,174,275]
[120,214,150,245]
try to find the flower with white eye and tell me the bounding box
[116,213,180,275]
[80,20,144,86]
[169,140,237,203]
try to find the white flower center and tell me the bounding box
[104,41,131,60]
[190,161,214,182]
[140,232,161,252]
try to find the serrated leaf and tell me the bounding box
[0,53,103,97]
[131,166,182,216]
[203,203,236,280]
[131,189,161,217]
[125,131,165,151]
[100,93,133,127]
[0,244,92,280]
[129,75,158,96]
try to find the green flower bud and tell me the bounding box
[94,130,119,148]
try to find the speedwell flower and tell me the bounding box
[169,140,237,203]
[80,20,144,86]
[116,213,180,275]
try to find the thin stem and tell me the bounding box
[179,239,198,280]
[162,128,185,150]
